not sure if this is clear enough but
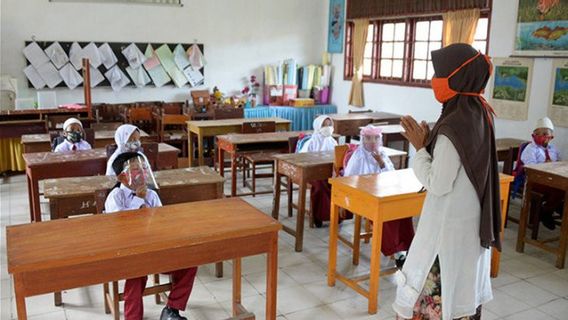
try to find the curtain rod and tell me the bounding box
[346,8,490,21]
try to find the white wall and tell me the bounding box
[330,0,568,160]
[0,0,327,107]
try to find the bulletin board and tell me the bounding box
[24,41,205,89]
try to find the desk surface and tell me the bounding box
[23,143,180,167]
[187,117,291,129]
[329,169,423,199]
[217,131,312,145]
[496,138,527,152]
[7,197,280,273]
[21,130,149,144]
[374,124,404,134]
[43,166,222,199]
[525,161,568,179]
[273,147,407,168]
[330,112,402,121]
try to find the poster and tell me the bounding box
[514,0,568,57]
[327,0,345,53]
[490,57,534,121]
[549,59,568,127]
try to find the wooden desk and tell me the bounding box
[187,117,292,167]
[272,147,408,252]
[21,130,150,153]
[516,161,568,268]
[330,112,401,139]
[7,198,281,320]
[327,170,513,314]
[217,131,308,197]
[23,144,181,222]
[0,107,89,122]
[496,138,527,175]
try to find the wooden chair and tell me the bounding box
[241,121,277,196]
[94,188,171,320]
[105,142,159,171]
[213,107,244,120]
[190,90,211,113]
[91,122,122,131]
[125,106,159,139]
[95,103,126,122]
[159,113,189,157]
[348,109,373,114]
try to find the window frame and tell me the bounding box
[343,11,491,88]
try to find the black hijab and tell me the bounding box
[428,43,501,251]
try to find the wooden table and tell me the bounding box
[21,129,150,153]
[516,161,568,268]
[217,131,308,197]
[330,112,401,139]
[272,147,408,252]
[23,144,180,222]
[187,117,292,167]
[327,170,513,314]
[496,138,527,175]
[7,198,281,320]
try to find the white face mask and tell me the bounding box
[319,126,334,137]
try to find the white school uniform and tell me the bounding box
[299,115,337,153]
[343,146,395,176]
[53,139,92,152]
[104,184,162,213]
[521,141,561,165]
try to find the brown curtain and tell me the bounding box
[442,9,480,46]
[349,19,369,107]
[347,0,489,19]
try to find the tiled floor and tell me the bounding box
[1,171,568,320]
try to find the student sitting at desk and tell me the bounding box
[520,116,563,230]
[106,124,143,175]
[53,118,92,152]
[105,152,197,320]
[298,115,338,227]
[344,125,414,268]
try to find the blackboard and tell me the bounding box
[24,41,205,89]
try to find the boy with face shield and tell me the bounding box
[105,152,197,320]
[344,125,414,268]
[53,118,92,152]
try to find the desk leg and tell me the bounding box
[516,181,533,253]
[232,258,242,317]
[294,183,307,252]
[272,170,282,220]
[287,177,293,218]
[218,143,224,176]
[29,174,41,222]
[54,292,62,306]
[215,262,224,278]
[26,171,34,222]
[230,152,237,197]
[328,201,339,287]
[368,218,383,314]
[353,215,362,265]
[266,234,278,320]
[14,274,27,320]
[197,133,204,167]
[188,131,195,167]
[556,195,568,269]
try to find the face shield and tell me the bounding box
[121,154,158,190]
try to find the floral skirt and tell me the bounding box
[397,257,482,320]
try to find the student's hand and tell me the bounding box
[136,186,147,199]
[372,151,385,168]
[401,116,429,151]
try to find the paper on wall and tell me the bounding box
[23,42,50,68]
[44,42,69,69]
[82,42,102,68]
[104,65,130,91]
[98,43,118,69]
[143,44,171,87]
[36,62,63,89]
[89,67,105,88]
[173,44,190,70]
[155,44,177,74]
[59,63,83,89]
[23,65,46,89]
[187,43,205,69]
[126,66,151,87]
[169,67,188,88]
[122,43,147,69]
[183,66,204,87]
[69,42,83,70]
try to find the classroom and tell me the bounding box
[1,0,568,319]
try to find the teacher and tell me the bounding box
[392,43,501,320]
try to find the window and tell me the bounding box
[344,15,490,87]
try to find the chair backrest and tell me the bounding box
[214,107,244,120]
[127,106,154,122]
[242,121,276,134]
[91,122,122,131]
[288,136,299,153]
[191,90,210,107]
[161,102,185,115]
[161,114,190,126]
[334,145,349,176]
[511,141,531,197]
[105,142,159,171]
[94,188,112,214]
[348,109,373,114]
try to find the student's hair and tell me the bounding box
[111,152,145,176]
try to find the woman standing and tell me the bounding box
[393,43,501,320]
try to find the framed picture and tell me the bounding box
[549,59,568,127]
[327,0,345,53]
[490,57,534,121]
[513,0,568,57]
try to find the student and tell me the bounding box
[53,118,92,152]
[105,152,197,320]
[520,116,563,229]
[106,124,143,176]
[298,115,337,152]
[344,125,414,267]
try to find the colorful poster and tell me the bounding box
[549,59,568,127]
[514,0,568,57]
[327,0,345,53]
[490,57,534,121]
